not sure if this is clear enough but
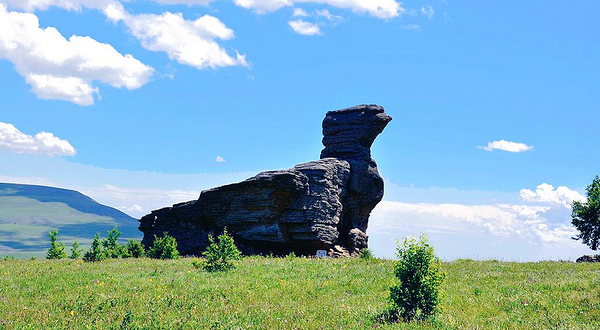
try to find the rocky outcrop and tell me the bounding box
[576,255,600,263]
[140,104,392,256]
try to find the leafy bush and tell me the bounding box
[123,239,145,258]
[46,229,67,259]
[388,235,445,322]
[102,227,124,258]
[202,228,242,272]
[147,233,179,260]
[69,240,82,259]
[83,233,106,262]
[191,259,204,269]
[359,248,374,261]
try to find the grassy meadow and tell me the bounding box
[0,257,599,329]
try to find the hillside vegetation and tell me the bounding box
[0,257,598,329]
[0,183,140,257]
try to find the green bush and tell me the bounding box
[123,239,145,258]
[202,228,242,272]
[46,229,67,260]
[83,233,106,262]
[147,233,179,260]
[102,227,124,258]
[69,240,82,259]
[388,235,445,322]
[359,248,374,261]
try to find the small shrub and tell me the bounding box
[285,252,297,260]
[69,240,82,259]
[359,248,374,261]
[147,233,179,260]
[123,239,145,258]
[83,233,106,262]
[388,235,445,322]
[202,228,242,272]
[102,227,123,258]
[46,229,67,260]
[191,259,204,269]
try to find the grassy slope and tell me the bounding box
[0,258,598,329]
[0,183,140,257]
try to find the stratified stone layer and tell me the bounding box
[140,105,392,256]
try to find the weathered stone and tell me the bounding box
[576,255,600,263]
[139,104,392,256]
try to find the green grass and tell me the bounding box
[0,257,599,329]
[0,195,140,257]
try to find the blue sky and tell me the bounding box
[1,0,599,260]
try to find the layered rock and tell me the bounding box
[140,104,392,256]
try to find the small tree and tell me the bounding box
[147,233,179,259]
[202,228,242,272]
[46,229,67,260]
[83,233,106,262]
[388,235,445,322]
[102,227,123,258]
[69,240,82,259]
[123,239,145,258]
[572,175,600,250]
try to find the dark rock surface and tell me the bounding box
[140,104,392,256]
[576,255,600,263]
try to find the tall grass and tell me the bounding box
[0,257,598,329]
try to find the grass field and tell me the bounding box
[0,183,141,258]
[0,257,599,329]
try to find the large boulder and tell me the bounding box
[139,104,392,256]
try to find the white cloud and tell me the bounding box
[289,19,321,35]
[106,3,247,70]
[85,184,200,217]
[520,183,585,208]
[1,0,403,19]
[118,204,143,213]
[0,0,114,11]
[402,24,421,31]
[215,155,226,162]
[479,140,533,153]
[0,4,153,105]
[316,9,342,21]
[236,0,403,18]
[369,199,588,260]
[0,122,76,156]
[292,7,308,17]
[421,5,434,19]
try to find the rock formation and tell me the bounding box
[139,104,392,256]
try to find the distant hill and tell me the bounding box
[0,183,141,257]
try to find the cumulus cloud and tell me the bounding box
[292,8,308,17]
[84,184,200,217]
[0,122,76,156]
[118,204,143,213]
[289,19,321,35]
[215,155,226,162]
[106,3,247,70]
[520,183,585,208]
[479,140,533,153]
[371,200,580,251]
[238,0,402,18]
[2,0,404,19]
[0,4,153,105]
[0,0,114,11]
